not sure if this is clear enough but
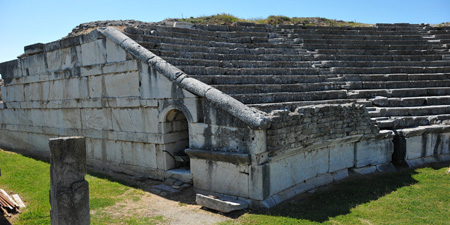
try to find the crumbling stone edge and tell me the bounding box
[97,27,271,130]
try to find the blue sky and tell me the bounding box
[0,0,449,67]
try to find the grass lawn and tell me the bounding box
[1,148,450,224]
[0,149,164,225]
[224,163,450,225]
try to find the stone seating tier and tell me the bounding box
[126,24,450,130]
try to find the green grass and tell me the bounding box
[0,149,163,224]
[222,164,450,224]
[2,148,450,224]
[175,13,371,27]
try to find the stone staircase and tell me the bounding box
[124,23,450,131]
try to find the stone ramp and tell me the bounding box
[125,23,450,130]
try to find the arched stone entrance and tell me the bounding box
[161,109,190,170]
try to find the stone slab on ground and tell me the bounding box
[196,194,248,213]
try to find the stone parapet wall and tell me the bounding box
[266,103,379,153]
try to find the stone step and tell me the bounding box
[368,105,450,117]
[141,42,300,55]
[131,34,296,49]
[191,74,331,85]
[306,44,434,51]
[322,60,450,68]
[127,26,271,39]
[163,57,316,68]
[434,34,450,39]
[231,87,450,106]
[347,87,450,99]
[317,49,447,55]
[288,34,425,41]
[212,80,450,95]
[178,66,321,75]
[369,95,450,107]
[290,29,423,36]
[127,29,270,43]
[157,50,313,61]
[303,39,428,45]
[375,114,450,129]
[313,54,445,61]
[231,90,348,104]
[429,29,450,35]
[249,99,358,112]
[344,80,450,90]
[331,66,450,74]
[340,73,450,81]
[195,23,270,33]
[212,82,346,94]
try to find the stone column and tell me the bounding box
[49,137,90,225]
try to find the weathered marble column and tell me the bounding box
[49,137,90,225]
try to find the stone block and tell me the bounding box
[405,135,432,160]
[24,82,42,101]
[3,85,25,102]
[80,40,106,66]
[46,46,81,72]
[331,169,349,182]
[111,108,158,133]
[350,165,377,175]
[329,143,354,172]
[196,194,248,213]
[376,163,397,172]
[139,62,151,99]
[122,142,157,169]
[270,148,328,195]
[87,76,102,98]
[103,60,138,74]
[306,173,334,188]
[47,80,64,101]
[81,108,113,130]
[116,97,140,107]
[165,168,193,184]
[139,99,159,108]
[21,53,47,76]
[81,65,102,77]
[106,38,127,63]
[355,138,393,167]
[191,158,249,198]
[147,70,175,99]
[103,72,140,97]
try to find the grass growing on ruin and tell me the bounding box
[175,13,371,27]
[223,163,450,225]
[0,149,163,224]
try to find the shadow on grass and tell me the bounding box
[249,168,421,223]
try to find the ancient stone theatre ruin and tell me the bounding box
[0,20,450,208]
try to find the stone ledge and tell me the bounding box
[185,148,250,165]
[394,124,450,137]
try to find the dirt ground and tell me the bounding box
[90,169,243,225]
[103,189,233,224]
